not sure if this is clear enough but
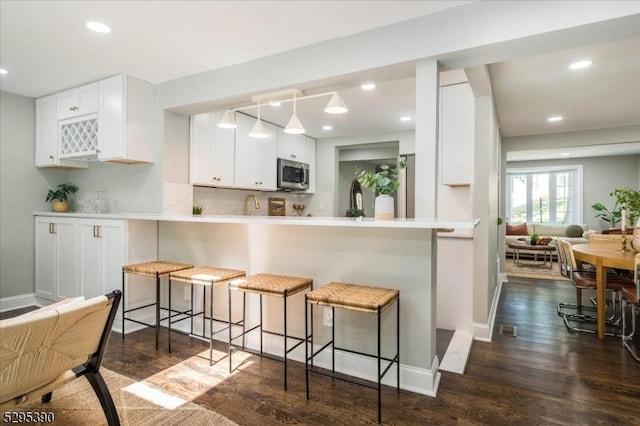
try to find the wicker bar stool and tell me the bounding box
[122,260,193,350]
[228,273,313,390]
[305,282,400,424]
[168,266,245,364]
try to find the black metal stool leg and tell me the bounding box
[283,291,288,391]
[377,306,382,424]
[332,306,335,374]
[397,298,400,392]
[259,294,263,355]
[209,282,214,365]
[228,285,233,373]
[155,272,160,351]
[305,296,310,400]
[168,277,172,353]
[121,270,125,340]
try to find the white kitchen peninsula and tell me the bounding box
[33,211,478,396]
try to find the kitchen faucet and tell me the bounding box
[243,194,260,215]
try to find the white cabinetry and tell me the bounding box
[98,74,154,163]
[35,95,87,168]
[305,136,316,193]
[277,129,307,162]
[35,74,154,166]
[78,219,125,299]
[440,83,474,186]
[189,111,235,187]
[35,216,79,301]
[234,113,277,190]
[57,82,98,120]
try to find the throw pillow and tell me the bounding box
[506,222,528,235]
[565,224,584,238]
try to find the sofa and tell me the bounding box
[505,222,592,257]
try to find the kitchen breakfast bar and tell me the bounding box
[34,211,478,396]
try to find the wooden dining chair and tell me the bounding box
[621,253,640,361]
[557,240,634,335]
[556,240,597,321]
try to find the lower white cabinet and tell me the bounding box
[78,219,125,298]
[35,216,80,300]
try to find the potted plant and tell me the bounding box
[591,201,621,229]
[529,232,539,245]
[46,183,78,212]
[356,159,406,220]
[611,187,640,228]
[345,207,365,218]
[192,205,203,215]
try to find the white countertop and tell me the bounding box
[33,211,479,230]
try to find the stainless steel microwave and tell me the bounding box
[277,158,309,190]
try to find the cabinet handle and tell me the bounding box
[49,155,54,160]
[69,106,79,112]
[291,154,296,159]
[93,225,101,238]
[96,149,101,153]
[49,223,56,234]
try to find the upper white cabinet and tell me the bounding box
[98,74,154,163]
[234,113,277,190]
[35,95,87,168]
[440,82,474,186]
[189,111,235,187]
[305,136,316,193]
[57,82,98,120]
[277,129,307,162]
[35,74,154,167]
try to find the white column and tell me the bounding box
[414,60,440,378]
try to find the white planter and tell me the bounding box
[374,194,394,220]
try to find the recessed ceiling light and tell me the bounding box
[86,21,112,34]
[569,60,592,70]
[0,68,8,75]
[400,116,412,122]
[547,116,563,122]
[322,125,333,131]
[361,82,376,90]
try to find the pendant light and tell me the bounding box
[284,92,305,134]
[249,101,269,138]
[217,110,236,128]
[324,92,348,114]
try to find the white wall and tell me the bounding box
[0,92,64,298]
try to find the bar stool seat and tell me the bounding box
[305,282,400,424]
[168,266,245,364]
[228,273,313,390]
[122,260,193,350]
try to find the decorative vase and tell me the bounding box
[374,194,394,220]
[632,226,640,252]
[52,201,68,212]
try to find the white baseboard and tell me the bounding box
[439,329,473,374]
[472,277,504,342]
[0,293,39,312]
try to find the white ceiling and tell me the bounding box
[1,1,639,157]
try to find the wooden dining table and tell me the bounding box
[571,243,636,339]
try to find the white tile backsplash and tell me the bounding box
[192,186,316,217]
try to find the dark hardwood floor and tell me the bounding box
[6,277,640,424]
